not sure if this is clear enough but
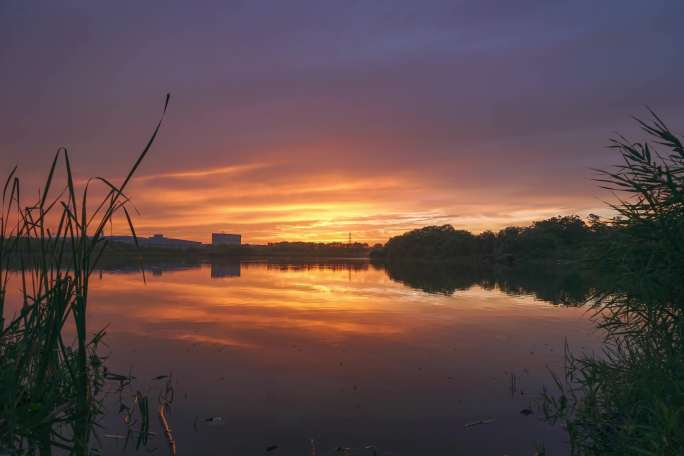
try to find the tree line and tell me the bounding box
[370,214,615,265]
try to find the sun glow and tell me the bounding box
[101,161,608,244]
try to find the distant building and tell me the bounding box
[107,234,203,250]
[212,233,241,246]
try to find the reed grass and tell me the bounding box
[0,94,169,455]
[543,112,684,455]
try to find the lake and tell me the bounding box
[61,260,602,454]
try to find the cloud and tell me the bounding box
[2,0,683,242]
[135,162,272,182]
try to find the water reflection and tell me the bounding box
[77,259,602,455]
[101,258,595,305]
[381,261,595,305]
[210,262,241,278]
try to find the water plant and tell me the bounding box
[0,94,169,455]
[543,112,684,454]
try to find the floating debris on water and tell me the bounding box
[103,434,126,440]
[464,419,495,428]
[105,371,134,382]
[510,372,518,397]
[364,445,378,455]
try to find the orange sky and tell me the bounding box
[109,158,613,244]
[2,2,683,243]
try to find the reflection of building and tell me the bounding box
[107,234,203,250]
[211,262,241,278]
[212,233,241,246]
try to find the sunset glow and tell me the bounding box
[4,2,681,243]
[110,162,609,243]
[2,3,683,453]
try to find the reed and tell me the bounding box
[543,112,684,454]
[0,94,169,455]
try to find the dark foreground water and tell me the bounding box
[39,261,606,454]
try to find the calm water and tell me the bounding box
[11,260,603,455]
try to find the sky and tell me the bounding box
[2,0,684,243]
